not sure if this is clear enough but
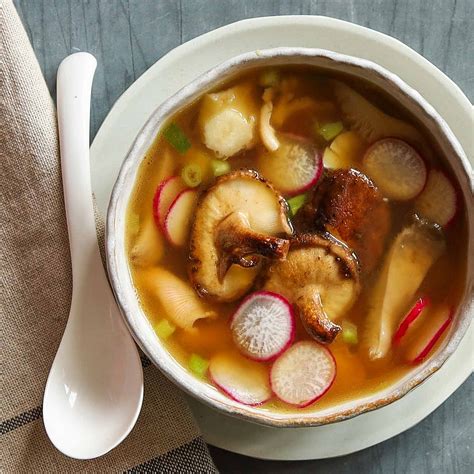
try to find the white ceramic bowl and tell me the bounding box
[106,48,473,427]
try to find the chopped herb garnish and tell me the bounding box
[163,123,191,154]
[155,319,176,340]
[189,353,209,378]
[287,194,307,217]
[317,121,344,142]
[181,163,202,187]
[210,159,231,177]
[342,321,358,345]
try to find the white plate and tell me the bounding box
[90,16,473,460]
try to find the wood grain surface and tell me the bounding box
[12,1,473,472]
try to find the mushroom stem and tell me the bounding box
[263,234,360,344]
[295,289,342,344]
[216,212,290,281]
[260,89,280,152]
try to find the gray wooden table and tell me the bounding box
[14,1,473,472]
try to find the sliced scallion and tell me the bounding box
[189,353,209,378]
[181,163,202,187]
[287,194,307,217]
[155,319,176,340]
[210,159,231,177]
[317,121,344,142]
[342,321,358,345]
[163,123,191,154]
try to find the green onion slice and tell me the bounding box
[163,123,191,154]
[342,321,358,345]
[210,159,231,177]
[287,194,307,217]
[317,121,344,142]
[181,163,202,187]
[155,319,176,340]
[189,353,209,378]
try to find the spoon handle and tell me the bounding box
[57,53,99,285]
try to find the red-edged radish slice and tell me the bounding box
[258,134,323,196]
[153,176,188,231]
[164,189,199,246]
[393,296,431,345]
[364,138,427,200]
[414,169,457,227]
[403,305,453,364]
[230,291,295,361]
[209,352,272,406]
[270,341,336,407]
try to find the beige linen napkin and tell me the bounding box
[0,0,217,471]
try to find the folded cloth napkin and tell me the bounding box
[0,1,217,471]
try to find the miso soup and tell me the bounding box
[125,66,467,411]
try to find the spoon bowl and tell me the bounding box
[43,52,143,460]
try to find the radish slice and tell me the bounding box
[403,305,453,364]
[230,291,295,361]
[153,176,188,231]
[414,169,457,227]
[364,139,427,200]
[209,352,272,405]
[164,189,199,246]
[258,134,323,196]
[393,296,430,345]
[270,341,336,407]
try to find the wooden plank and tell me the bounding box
[13,0,473,137]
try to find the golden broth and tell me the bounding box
[126,67,468,412]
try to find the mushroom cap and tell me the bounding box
[189,170,293,303]
[295,169,391,274]
[264,233,361,343]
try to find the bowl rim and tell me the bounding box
[106,46,473,428]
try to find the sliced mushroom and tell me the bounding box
[272,96,337,129]
[263,234,360,344]
[364,220,445,360]
[260,88,280,152]
[198,83,259,158]
[189,170,293,302]
[294,169,391,274]
[332,81,431,158]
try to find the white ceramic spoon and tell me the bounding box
[43,52,143,460]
